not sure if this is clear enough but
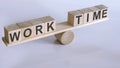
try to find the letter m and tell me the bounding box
[93,11,101,20]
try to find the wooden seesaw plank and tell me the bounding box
[2,18,108,46]
[2,5,108,46]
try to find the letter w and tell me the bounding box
[10,31,20,42]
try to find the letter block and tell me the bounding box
[41,16,56,33]
[95,5,108,19]
[80,8,93,24]
[4,24,21,44]
[89,7,101,22]
[30,18,45,37]
[68,10,84,26]
[17,22,34,40]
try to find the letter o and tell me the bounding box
[24,28,32,37]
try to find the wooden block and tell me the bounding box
[89,7,101,22]
[79,8,93,24]
[95,5,108,19]
[55,31,74,45]
[4,24,21,44]
[17,21,34,40]
[68,10,84,26]
[30,18,45,37]
[41,16,56,33]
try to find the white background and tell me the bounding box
[0,0,120,68]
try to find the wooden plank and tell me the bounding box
[2,18,108,46]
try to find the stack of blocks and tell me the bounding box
[68,5,108,26]
[3,5,108,45]
[4,16,56,44]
